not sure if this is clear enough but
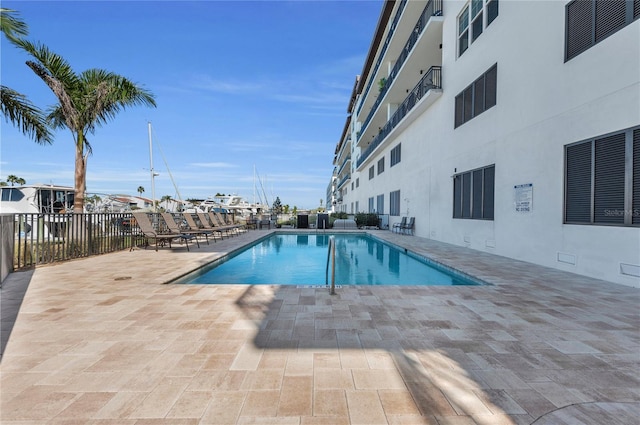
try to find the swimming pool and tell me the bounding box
[175,233,485,286]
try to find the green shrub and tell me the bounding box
[355,213,379,228]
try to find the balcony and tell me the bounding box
[337,173,351,190]
[356,0,409,117]
[357,0,443,142]
[337,155,351,175]
[357,66,441,168]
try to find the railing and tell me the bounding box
[357,66,442,168]
[337,155,351,175]
[358,0,444,140]
[357,0,409,116]
[10,212,145,269]
[326,237,336,295]
[337,173,351,189]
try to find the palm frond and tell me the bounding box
[20,40,80,90]
[0,85,53,144]
[0,8,28,41]
[79,69,156,130]
[25,59,80,130]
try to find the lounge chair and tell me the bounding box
[214,211,244,233]
[196,212,228,240]
[132,211,193,251]
[401,217,415,235]
[182,213,217,244]
[160,212,201,248]
[208,211,239,237]
[392,217,407,234]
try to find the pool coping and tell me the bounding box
[170,230,489,287]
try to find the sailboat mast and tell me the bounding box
[148,121,156,212]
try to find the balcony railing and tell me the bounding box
[356,0,408,117]
[357,66,441,168]
[337,155,351,175]
[337,173,351,189]
[358,0,443,141]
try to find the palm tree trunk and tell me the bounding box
[73,132,86,213]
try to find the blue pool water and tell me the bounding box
[176,233,483,286]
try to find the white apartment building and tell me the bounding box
[331,0,640,287]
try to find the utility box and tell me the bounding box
[297,214,308,229]
[317,214,329,229]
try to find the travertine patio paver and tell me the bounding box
[0,229,638,424]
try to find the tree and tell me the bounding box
[272,196,283,215]
[160,195,172,210]
[17,39,156,212]
[137,186,145,196]
[0,8,52,144]
[6,175,25,186]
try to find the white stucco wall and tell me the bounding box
[351,1,640,287]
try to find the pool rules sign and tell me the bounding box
[514,183,533,213]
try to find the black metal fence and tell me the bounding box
[11,212,144,269]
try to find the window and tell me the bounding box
[355,201,359,213]
[0,188,25,202]
[356,178,360,188]
[378,157,385,174]
[455,64,497,128]
[377,194,385,214]
[566,0,639,61]
[458,0,499,57]
[369,166,375,180]
[390,190,401,216]
[453,165,495,220]
[390,144,402,167]
[351,182,354,190]
[368,197,375,212]
[565,126,640,226]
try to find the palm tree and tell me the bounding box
[6,175,25,186]
[160,195,172,210]
[16,39,156,212]
[0,8,52,144]
[137,186,145,196]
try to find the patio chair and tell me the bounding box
[160,212,201,248]
[197,212,228,240]
[214,211,245,233]
[182,213,216,244]
[392,217,407,234]
[131,211,193,251]
[401,217,415,235]
[208,211,240,237]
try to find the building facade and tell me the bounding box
[331,0,640,287]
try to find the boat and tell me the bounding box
[0,183,75,239]
[186,194,267,218]
[0,183,75,214]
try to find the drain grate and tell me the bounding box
[296,284,343,289]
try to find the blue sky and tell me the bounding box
[1,0,383,209]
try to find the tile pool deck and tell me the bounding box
[0,229,638,424]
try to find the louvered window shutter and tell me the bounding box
[565,142,592,223]
[594,133,626,223]
[566,0,593,60]
[595,0,627,42]
[633,129,640,224]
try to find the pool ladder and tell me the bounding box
[325,237,336,295]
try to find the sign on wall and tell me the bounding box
[514,183,533,213]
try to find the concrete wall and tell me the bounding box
[1,215,15,284]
